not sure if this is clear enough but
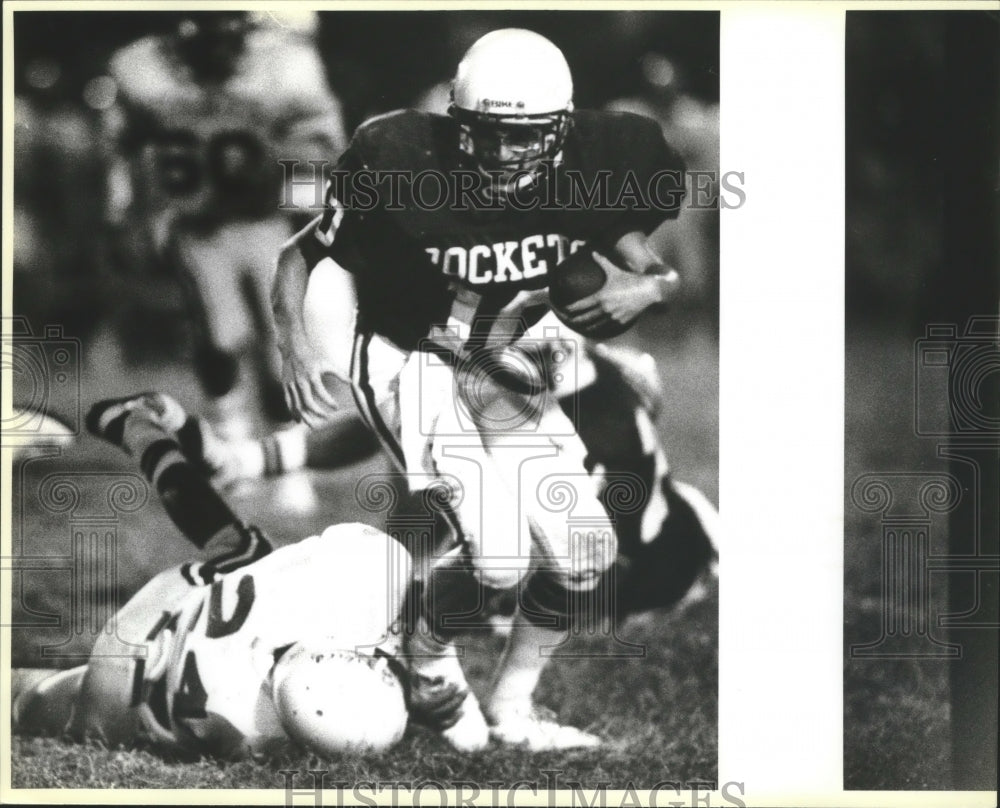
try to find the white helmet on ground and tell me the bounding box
[271,642,407,756]
[449,28,574,191]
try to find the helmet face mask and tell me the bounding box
[451,108,572,191]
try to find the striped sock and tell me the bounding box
[121,413,241,548]
[187,523,273,583]
[87,394,273,575]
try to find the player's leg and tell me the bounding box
[237,215,298,424]
[13,559,200,746]
[11,666,87,737]
[86,392,271,580]
[575,345,719,620]
[172,224,254,439]
[425,347,608,750]
[402,543,506,752]
[476,394,613,749]
[351,336,492,751]
[610,478,719,619]
[201,410,379,487]
[482,342,720,628]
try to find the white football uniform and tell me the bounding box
[67,524,410,759]
[105,27,348,406]
[350,313,615,592]
[107,27,347,228]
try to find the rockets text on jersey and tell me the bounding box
[424,233,586,287]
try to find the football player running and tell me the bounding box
[104,11,348,437]
[273,29,688,751]
[12,394,411,760]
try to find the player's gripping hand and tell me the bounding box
[280,339,340,430]
[561,253,678,332]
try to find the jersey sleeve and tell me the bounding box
[298,142,370,272]
[599,115,687,248]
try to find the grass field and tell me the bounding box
[8,308,719,790]
[843,324,953,790]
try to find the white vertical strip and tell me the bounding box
[719,5,845,799]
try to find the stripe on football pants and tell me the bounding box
[350,330,405,469]
[350,329,465,545]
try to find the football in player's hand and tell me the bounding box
[548,249,636,339]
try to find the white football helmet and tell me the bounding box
[450,28,574,191]
[271,642,407,756]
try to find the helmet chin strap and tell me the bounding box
[476,150,563,199]
[457,121,566,197]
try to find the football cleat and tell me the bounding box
[486,702,601,751]
[440,691,491,753]
[86,392,187,447]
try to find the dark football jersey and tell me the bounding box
[569,349,656,559]
[570,350,717,614]
[309,109,685,350]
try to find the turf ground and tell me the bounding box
[843,324,953,790]
[7,307,719,790]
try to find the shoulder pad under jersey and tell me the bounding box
[349,110,456,173]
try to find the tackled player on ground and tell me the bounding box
[12,394,412,761]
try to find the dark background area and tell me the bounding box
[14,11,720,117]
[845,10,998,790]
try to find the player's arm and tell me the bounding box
[273,219,342,428]
[561,116,686,332]
[274,134,372,427]
[560,231,680,331]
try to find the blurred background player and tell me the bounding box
[273,29,690,750]
[102,11,348,438]
[12,393,411,760]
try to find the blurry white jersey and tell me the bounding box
[130,524,410,758]
[108,27,346,221]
